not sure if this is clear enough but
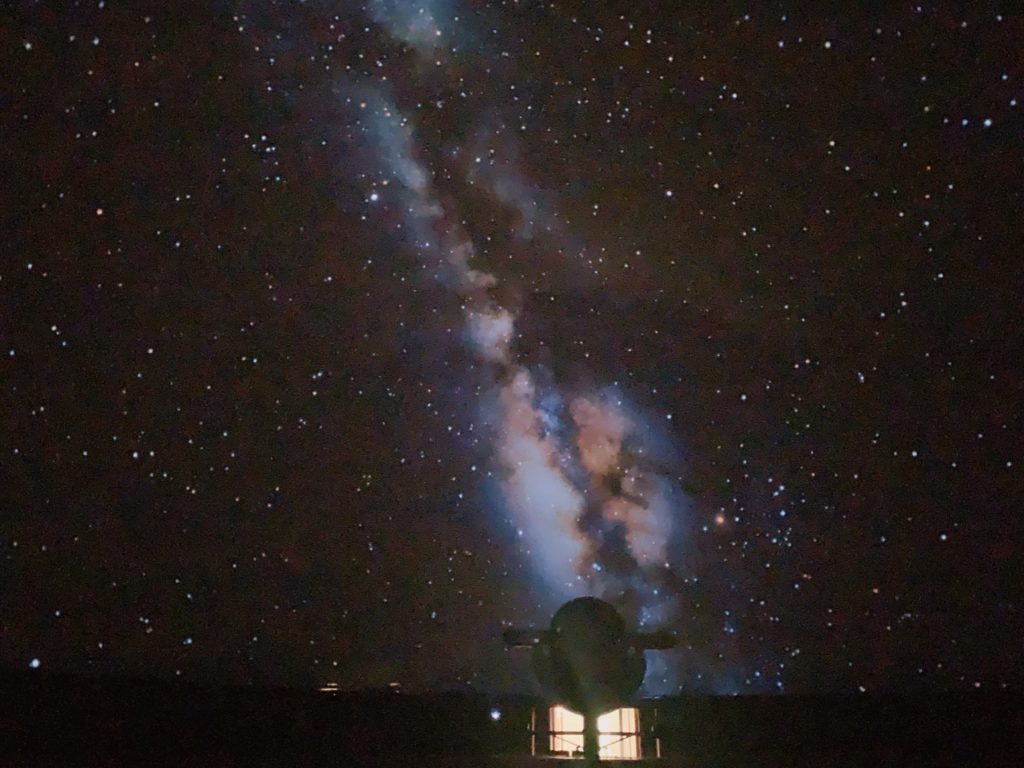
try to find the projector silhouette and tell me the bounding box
[504,596,675,761]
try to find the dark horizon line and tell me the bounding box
[5,666,1023,699]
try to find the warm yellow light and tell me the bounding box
[549,705,585,755]
[548,705,641,760]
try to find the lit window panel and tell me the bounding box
[548,705,641,760]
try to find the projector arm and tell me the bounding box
[505,626,674,649]
[502,628,551,647]
[628,630,677,650]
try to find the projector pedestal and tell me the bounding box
[582,711,599,764]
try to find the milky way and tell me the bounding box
[364,82,689,627]
[4,1,1022,696]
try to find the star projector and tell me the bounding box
[504,597,675,762]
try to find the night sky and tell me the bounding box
[3,2,1022,696]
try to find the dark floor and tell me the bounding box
[2,670,1022,767]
